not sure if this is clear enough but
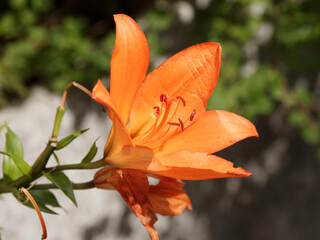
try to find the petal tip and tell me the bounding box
[227,167,252,177]
[113,13,129,19]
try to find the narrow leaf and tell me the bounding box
[2,127,31,182]
[13,189,60,214]
[5,127,23,158]
[29,189,61,208]
[52,152,60,165]
[45,171,77,206]
[24,198,58,214]
[81,138,99,163]
[0,151,31,178]
[55,128,89,150]
[3,155,23,182]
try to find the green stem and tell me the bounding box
[31,144,55,174]
[32,180,95,190]
[45,159,106,172]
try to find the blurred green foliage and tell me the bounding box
[0,0,319,153]
[0,0,115,105]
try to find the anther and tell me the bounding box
[160,94,167,103]
[153,106,160,115]
[178,118,184,131]
[176,96,186,106]
[190,109,196,121]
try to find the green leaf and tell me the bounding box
[5,127,23,158]
[55,128,89,150]
[29,189,61,208]
[81,138,99,163]
[2,153,22,182]
[2,127,31,182]
[45,171,77,206]
[13,189,60,214]
[0,151,31,178]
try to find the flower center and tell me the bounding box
[133,93,196,146]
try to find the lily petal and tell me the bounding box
[94,166,115,190]
[149,177,192,216]
[149,151,251,180]
[156,110,259,155]
[106,145,154,170]
[129,42,221,136]
[92,79,118,116]
[106,168,158,240]
[110,14,150,124]
[92,79,132,156]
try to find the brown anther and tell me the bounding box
[160,94,167,103]
[190,109,196,121]
[176,96,186,106]
[178,118,184,131]
[153,106,160,115]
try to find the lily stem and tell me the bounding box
[45,159,105,172]
[32,180,95,190]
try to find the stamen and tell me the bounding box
[190,109,196,121]
[178,118,184,131]
[153,106,160,115]
[135,95,172,145]
[176,96,186,106]
[168,118,184,131]
[168,122,180,126]
[160,94,167,103]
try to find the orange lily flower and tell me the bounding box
[92,14,258,239]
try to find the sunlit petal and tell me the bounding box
[149,151,251,180]
[106,145,154,170]
[156,110,259,155]
[110,14,150,124]
[129,43,221,137]
[92,79,132,156]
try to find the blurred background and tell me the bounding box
[0,0,319,239]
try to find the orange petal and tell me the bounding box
[94,166,115,190]
[156,110,259,155]
[92,79,118,117]
[106,168,159,240]
[149,151,251,180]
[129,42,221,136]
[106,145,154,170]
[148,177,192,216]
[110,14,150,124]
[92,80,132,156]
